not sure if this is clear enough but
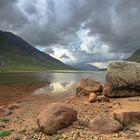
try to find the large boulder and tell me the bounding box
[113,109,140,125]
[37,102,77,135]
[104,61,140,97]
[89,116,123,134]
[76,78,103,97]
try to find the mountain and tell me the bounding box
[69,63,101,71]
[0,30,71,72]
[128,49,140,62]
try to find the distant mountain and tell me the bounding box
[69,63,101,71]
[0,30,71,72]
[128,49,140,62]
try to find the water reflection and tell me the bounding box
[34,81,76,95]
[0,71,106,95]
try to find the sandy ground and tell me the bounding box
[0,84,140,140]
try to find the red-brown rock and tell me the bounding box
[98,95,110,102]
[0,107,11,117]
[37,102,77,135]
[76,78,103,97]
[88,93,97,102]
[89,116,123,134]
[76,90,88,97]
[0,107,7,117]
[64,96,75,103]
[113,109,140,125]
[8,103,20,110]
[103,82,112,97]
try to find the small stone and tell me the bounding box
[14,136,20,140]
[72,131,80,140]
[0,122,5,128]
[8,103,20,110]
[112,101,121,106]
[112,133,119,138]
[129,127,138,132]
[128,98,140,102]
[89,93,97,102]
[135,132,140,137]
[97,95,110,102]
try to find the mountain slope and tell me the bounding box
[128,49,140,62]
[0,30,71,71]
[69,63,101,71]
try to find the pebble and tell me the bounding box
[135,132,140,137]
[14,136,20,140]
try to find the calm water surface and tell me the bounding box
[0,71,106,95]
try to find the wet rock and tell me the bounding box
[8,103,20,110]
[97,95,110,102]
[88,93,97,102]
[104,61,140,97]
[89,116,123,134]
[76,78,103,97]
[37,102,77,135]
[113,109,140,125]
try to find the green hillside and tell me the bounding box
[0,30,71,72]
[128,49,140,62]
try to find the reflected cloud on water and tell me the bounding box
[34,81,76,95]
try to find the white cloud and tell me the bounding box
[90,62,108,69]
[46,45,76,64]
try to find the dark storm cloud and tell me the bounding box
[0,0,28,31]
[0,0,140,64]
[84,0,140,53]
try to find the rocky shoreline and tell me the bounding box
[0,61,140,140]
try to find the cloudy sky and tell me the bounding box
[0,0,140,68]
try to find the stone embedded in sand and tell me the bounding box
[89,116,123,134]
[0,107,11,117]
[88,93,97,102]
[76,78,103,97]
[64,96,75,103]
[37,102,77,135]
[76,90,88,97]
[8,103,20,110]
[97,95,110,102]
[0,107,7,117]
[104,61,140,97]
[113,109,140,125]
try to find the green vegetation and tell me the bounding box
[53,134,61,140]
[0,130,12,137]
[128,49,140,62]
[0,53,70,72]
[0,118,10,123]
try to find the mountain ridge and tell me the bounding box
[0,30,71,71]
[128,49,140,62]
[68,63,101,71]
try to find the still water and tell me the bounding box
[0,71,106,95]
